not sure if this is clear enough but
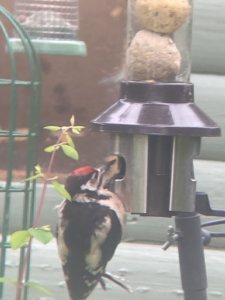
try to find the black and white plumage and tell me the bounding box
[57,156,127,300]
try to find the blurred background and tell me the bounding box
[0,0,225,180]
[0,0,127,177]
[0,0,225,243]
[1,1,225,299]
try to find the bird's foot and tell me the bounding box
[99,277,107,290]
[101,272,132,293]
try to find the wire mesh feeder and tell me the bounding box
[11,0,87,56]
[0,5,41,300]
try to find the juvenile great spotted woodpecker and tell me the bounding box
[57,155,128,300]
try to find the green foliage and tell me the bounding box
[25,115,84,198]
[0,277,17,284]
[44,115,85,137]
[44,145,59,153]
[10,226,54,249]
[24,164,44,182]
[65,133,75,148]
[44,126,61,132]
[61,144,79,160]
[10,230,30,249]
[52,180,71,200]
[72,126,85,134]
[0,278,53,296]
[70,115,75,126]
[25,282,53,296]
[34,165,41,173]
[28,226,53,245]
[4,115,84,299]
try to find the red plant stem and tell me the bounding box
[33,136,61,227]
[15,134,63,300]
[15,239,32,300]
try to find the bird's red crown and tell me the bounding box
[71,165,96,177]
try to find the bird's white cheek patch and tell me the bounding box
[99,195,126,226]
[85,216,111,272]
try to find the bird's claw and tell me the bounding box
[101,272,133,293]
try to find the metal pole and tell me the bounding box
[175,213,207,300]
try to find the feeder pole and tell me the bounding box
[175,213,207,300]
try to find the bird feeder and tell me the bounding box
[91,0,220,216]
[10,0,86,56]
[92,1,222,299]
[92,81,220,216]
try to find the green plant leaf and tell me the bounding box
[10,230,31,249]
[28,227,53,245]
[48,175,58,181]
[62,126,69,132]
[34,164,42,173]
[44,145,58,153]
[72,126,85,134]
[24,173,43,182]
[61,144,79,160]
[0,277,17,284]
[70,115,75,126]
[40,224,51,231]
[65,134,75,148]
[25,281,53,296]
[44,126,61,132]
[52,180,71,200]
[24,164,44,182]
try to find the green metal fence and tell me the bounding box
[0,6,41,300]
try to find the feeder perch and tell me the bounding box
[11,0,86,56]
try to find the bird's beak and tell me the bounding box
[97,155,126,190]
